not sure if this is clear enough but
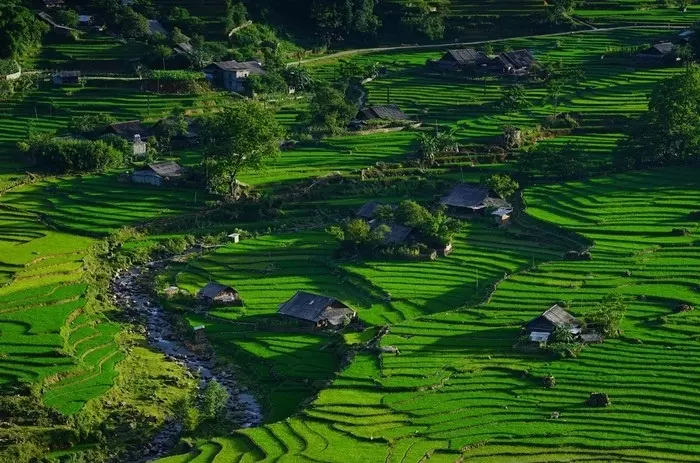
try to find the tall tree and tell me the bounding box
[616,65,700,168]
[0,0,49,60]
[201,101,284,196]
[307,83,358,134]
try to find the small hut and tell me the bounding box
[131,161,185,187]
[491,207,513,226]
[356,201,383,220]
[440,183,491,215]
[278,291,356,329]
[198,282,242,306]
[523,304,580,344]
[52,70,80,85]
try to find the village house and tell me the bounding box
[147,19,168,36]
[198,282,242,306]
[635,43,679,66]
[489,49,536,76]
[278,291,356,329]
[356,104,409,122]
[52,70,80,85]
[131,161,185,187]
[440,183,491,215]
[203,60,265,92]
[151,117,200,148]
[370,220,413,246]
[524,304,580,344]
[104,120,151,141]
[356,201,383,220]
[433,48,489,71]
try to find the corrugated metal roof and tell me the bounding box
[147,161,185,178]
[359,104,408,121]
[207,60,265,75]
[542,304,577,326]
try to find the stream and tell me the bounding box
[110,261,263,462]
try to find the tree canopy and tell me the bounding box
[201,101,285,196]
[0,0,48,60]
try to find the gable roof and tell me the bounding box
[358,104,408,121]
[440,183,490,209]
[199,282,236,299]
[371,221,413,245]
[497,49,535,69]
[105,120,150,139]
[146,161,185,178]
[147,19,167,36]
[174,42,194,55]
[541,304,577,327]
[647,42,675,55]
[357,201,382,219]
[443,49,488,65]
[278,291,355,325]
[205,60,265,75]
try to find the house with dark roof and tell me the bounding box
[198,282,242,306]
[490,49,536,76]
[278,291,356,328]
[203,60,265,92]
[434,49,489,71]
[356,201,383,220]
[635,42,678,66]
[440,183,491,215]
[147,19,168,36]
[131,161,185,186]
[370,221,413,246]
[356,104,409,122]
[491,207,513,226]
[52,70,80,85]
[151,117,199,147]
[104,120,151,141]
[524,304,580,343]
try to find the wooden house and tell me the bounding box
[131,161,185,187]
[356,201,383,220]
[203,60,265,92]
[278,291,356,329]
[198,282,242,306]
[356,104,409,122]
[524,304,580,344]
[635,43,678,66]
[52,70,80,85]
[440,183,491,215]
[104,120,151,141]
[433,49,489,71]
[369,220,413,246]
[489,49,536,76]
[491,207,513,226]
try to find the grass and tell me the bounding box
[159,166,700,462]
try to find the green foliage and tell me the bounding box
[617,66,700,168]
[499,84,530,113]
[395,200,460,247]
[484,174,519,199]
[584,294,627,338]
[201,379,229,421]
[69,114,116,135]
[307,83,358,135]
[0,0,48,60]
[416,130,457,165]
[18,135,123,174]
[201,101,284,195]
[54,9,80,28]
[519,142,595,180]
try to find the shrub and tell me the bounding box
[543,375,556,388]
[19,135,124,174]
[584,294,627,338]
[586,392,611,407]
[70,113,116,135]
[672,227,690,236]
[675,304,694,313]
[201,379,229,420]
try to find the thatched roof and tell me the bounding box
[440,183,490,209]
[278,291,355,325]
[198,282,237,299]
[357,104,408,121]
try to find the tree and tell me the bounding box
[543,78,565,115]
[283,67,313,92]
[54,9,80,28]
[519,142,595,180]
[498,84,530,114]
[416,130,458,166]
[152,44,173,70]
[616,66,700,168]
[201,101,284,196]
[69,113,116,134]
[584,294,627,338]
[485,174,519,199]
[0,0,49,60]
[201,380,229,420]
[307,83,357,134]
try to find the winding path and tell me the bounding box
[290,24,689,66]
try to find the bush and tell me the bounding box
[586,392,611,407]
[672,227,691,236]
[201,379,229,420]
[543,375,556,388]
[18,135,124,173]
[584,294,627,338]
[70,113,116,135]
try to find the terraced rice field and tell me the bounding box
[160,166,700,462]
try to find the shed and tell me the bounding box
[357,104,409,121]
[636,42,678,65]
[52,70,80,85]
[435,49,489,70]
[524,304,580,343]
[490,49,536,75]
[198,282,242,306]
[440,183,491,214]
[491,207,513,226]
[357,201,383,219]
[131,161,185,187]
[278,291,356,328]
[104,120,151,140]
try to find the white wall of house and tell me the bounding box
[132,171,162,186]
